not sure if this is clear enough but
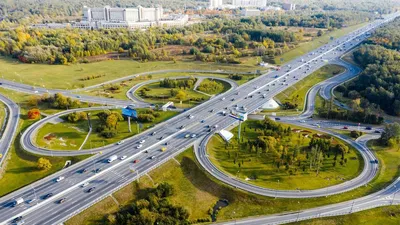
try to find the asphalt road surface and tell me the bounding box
[0,94,19,167]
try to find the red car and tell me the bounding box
[343,126,348,129]
[133,160,140,163]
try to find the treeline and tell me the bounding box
[197,79,224,94]
[379,123,400,147]
[136,109,161,123]
[241,10,375,29]
[0,10,373,65]
[28,93,82,109]
[336,18,400,116]
[159,78,196,89]
[104,182,191,225]
[284,0,398,14]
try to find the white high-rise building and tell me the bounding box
[232,0,267,8]
[82,5,163,23]
[209,0,223,9]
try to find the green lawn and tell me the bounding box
[35,109,178,150]
[0,56,259,89]
[274,23,367,64]
[207,120,362,190]
[276,64,346,112]
[135,81,210,108]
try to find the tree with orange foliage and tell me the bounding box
[27,108,41,120]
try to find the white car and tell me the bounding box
[139,140,145,144]
[120,155,127,160]
[300,120,306,123]
[56,176,64,182]
[117,140,125,145]
[136,144,143,149]
[191,134,197,138]
[81,182,89,188]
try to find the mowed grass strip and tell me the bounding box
[35,109,178,151]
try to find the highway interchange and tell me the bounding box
[0,12,399,225]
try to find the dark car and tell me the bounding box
[42,193,53,199]
[58,198,67,204]
[87,187,96,193]
[366,127,372,130]
[275,118,281,121]
[81,168,87,173]
[95,168,102,173]
[374,130,381,134]
[12,216,23,223]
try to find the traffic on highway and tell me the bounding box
[0,12,398,225]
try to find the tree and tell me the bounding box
[27,108,41,120]
[380,123,400,145]
[37,158,52,170]
[175,90,187,101]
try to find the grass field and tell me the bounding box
[35,109,178,150]
[66,137,400,224]
[275,64,346,113]
[0,56,260,89]
[207,120,362,190]
[0,89,88,197]
[135,80,210,108]
[274,23,367,64]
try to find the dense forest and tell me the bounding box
[274,0,400,14]
[336,18,400,116]
[104,182,195,224]
[0,11,377,65]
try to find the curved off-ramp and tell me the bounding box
[0,93,19,167]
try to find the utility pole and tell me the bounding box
[87,113,92,130]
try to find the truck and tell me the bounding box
[13,197,24,207]
[107,155,118,163]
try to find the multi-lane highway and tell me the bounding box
[0,12,398,225]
